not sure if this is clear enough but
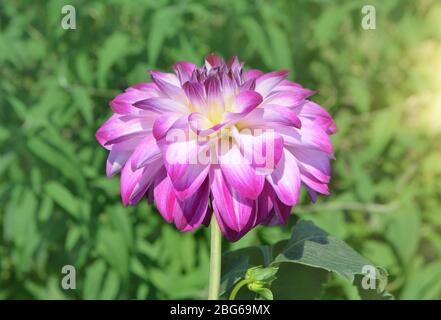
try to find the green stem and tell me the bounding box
[208,215,222,300]
[229,279,249,300]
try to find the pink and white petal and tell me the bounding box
[288,146,331,183]
[96,114,154,149]
[275,79,306,91]
[231,90,263,114]
[266,149,301,206]
[239,106,301,129]
[227,56,243,74]
[240,78,256,91]
[173,61,197,84]
[149,71,181,86]
[210,168,256,233]
[188,112,226,136]
[219,144,265,199]
[221,72,239,101]
[205,54,224,70]
[232,127,284,171]
[300,170,330,196]
[159,129,210,182]
[120,158,162,206]
[255,70,289,97]
[262,90,314,108]
[130,82,160,92]
[294,101,337,134]
[110,83,160,114]
[106,146,132,177]
[134,97,188,114]
[110,89,148,114]
[276,120,333,154]
[153,169,176,223]
[212,200,257,242]
[244,69,263,81]
[150,71,187,102]
[152,113,187,140]
[130,135,161,171]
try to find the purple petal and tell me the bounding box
[171,163,210,201]
[153,170,210,231]
[210,168,256,233]
[120,158,162,206]
[130,135,161,171]
[255,183,274,225]
[182,81,206,111]
[106,145,132,177]
[270,196,292,225]
[173,178,210,231]
[205,76,223,108]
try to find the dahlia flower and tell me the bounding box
[96,54,336,242]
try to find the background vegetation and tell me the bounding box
[1,0,440,299]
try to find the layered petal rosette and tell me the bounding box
[96,54,336,241]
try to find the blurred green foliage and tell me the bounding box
[1,0,440,299]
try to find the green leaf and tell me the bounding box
[72,87,94,125]
[27,137,85,190]
[271,264,329,300]
[254,287,273,300]
[147,7,182,67]
[97,33,131,88]
[99,270,120,300]
[400,262,441,299]
[364,106,400,161]
[385,205,420,266]
[84,260,106,300]
[220,246,271,296]
[240,17,272,67]
[274,220,371,282]
[267,23,292,71]
[44,181,80,219]
[96,227,129,280]
[222,220,392,300]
